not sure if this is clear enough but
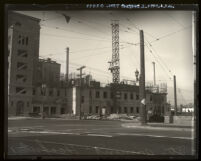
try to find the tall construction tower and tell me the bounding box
[108,20,120,84]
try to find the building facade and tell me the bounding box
[7,12,167,119]
[8,12,40,116]
[34,58,61,87]
[70,83,167,118]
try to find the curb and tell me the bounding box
[121,124,194,131]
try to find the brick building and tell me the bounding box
[8,11,40,116]
[7,12,167,118]
[68,82,167,118]
[34,58,61,87]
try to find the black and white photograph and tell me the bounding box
[6,4,198,159]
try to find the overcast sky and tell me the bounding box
[16,10,194,105]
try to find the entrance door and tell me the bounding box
[16,101,24,116]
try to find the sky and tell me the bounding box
[16,10,195,105]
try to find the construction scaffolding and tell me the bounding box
[108,20,120,84]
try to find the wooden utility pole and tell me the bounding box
[77,66,86,120]
[152,62,156,86]
[66,47,69,83]
[173,75,177,116]
[139,30,147,125]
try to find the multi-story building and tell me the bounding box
[7,12,168,119]
[8,11,40,116]
[69,82,167,118]
[34,58,61,87]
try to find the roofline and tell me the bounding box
[8,11,41,22]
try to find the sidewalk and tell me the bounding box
[121,122,194,131]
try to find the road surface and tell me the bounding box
[7,119,195,158]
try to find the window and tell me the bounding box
[16,74,26,82]
[22,37,25,45]
[96,106,99,113]
[130,93,133,99]
[32,89,36,95]
[111,106,113,113]
[16,87,26,94]
[18,35,21,44]
[136,107,139,113]
[81,96,84,103]
[95,91,100,98]
[150,95,152,101]
[89,106,92,114]
[110,92,113,99]
[33,106,40,113]
[136,94,139,100]
[26,37,29,45]
[17,62,27,70]
[17,49,28,57]
[118,107,121,113]
[103,91,107,98]
[124,93,127,100]
[130,107,134,113]
[57,90,60,96]
[43,106,49,113]
[51,107,56,114]
[124,107,127,113]
[89,90,92,98]
[49,90,53,96]
[60,108,65,114]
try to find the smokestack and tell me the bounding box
[173,75,177,116]
[139,30,146,125]
[152,62,156,86]
[66,47,69,82]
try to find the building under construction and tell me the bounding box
[7,12,168,119]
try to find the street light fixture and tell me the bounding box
[135,69,139,82]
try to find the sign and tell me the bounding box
[141,98,146,105]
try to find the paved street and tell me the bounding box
[7,119,195,157]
